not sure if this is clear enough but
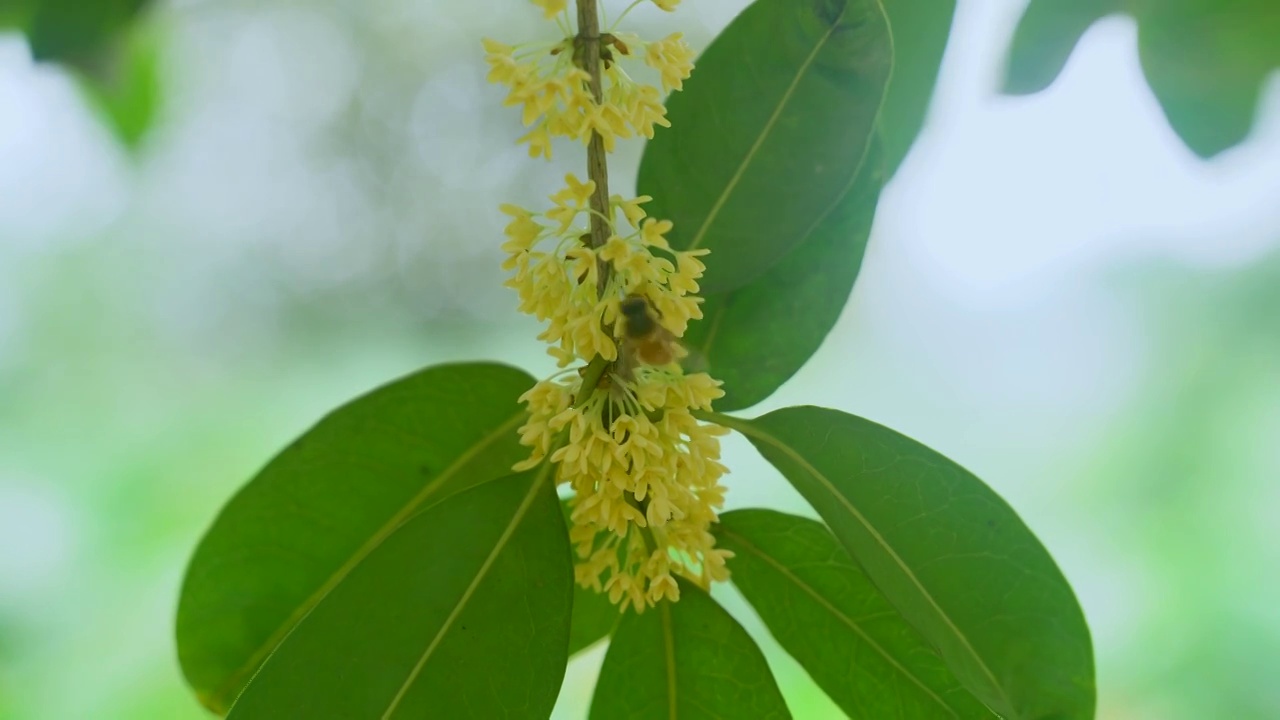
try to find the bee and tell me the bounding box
[619,294,682,368]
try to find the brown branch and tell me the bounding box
[575,0,612,298]
[573,0,615,408]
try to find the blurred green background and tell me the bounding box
[1,0,1278,718]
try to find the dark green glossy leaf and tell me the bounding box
[560,497,621,655]
[26,0,150,69]
[878,0,956,176]
[638,0,892,294]
[589,580,791,720]
[177,362,534,714]
[714,407,1095,719]
[717,509,994,719]
[1004,0,1280,157]
[228,466,572,719]
[682,142,884,411]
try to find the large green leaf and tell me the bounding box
[717,509,994,719]
[177,362,534,714]
[589,580,791,719]
[682,142,884,411]
[637,0,892,295]
[227,466,572,719]
[560,497,621,655]
[0,0,36,30]
[878,0,957,176]
[712,407,1095,719]
[1003,0,1280,157]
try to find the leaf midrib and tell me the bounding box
[685,3,849,252]
[693,142,877,364]
[381,462,552,718]
[718,525,960,718]
[709,411,1014,715]
[208,411,526,710]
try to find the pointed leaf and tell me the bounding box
[74,21,161,148]
[682,142,884,411]
[878,0,957,176]
[1004,0,1280,157]
[589,580,791,720]
[637,0,892,294]
[717,509,994,719]
[177,362,534,714]
[227,466,572,719]
[714,407,1095,719]
[1001,0,1120,98]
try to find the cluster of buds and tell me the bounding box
[490,0,732,612]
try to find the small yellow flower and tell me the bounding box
[499,204,543,255]
[531,0,567,18]
[645,33,695,93]
[547,173,596,231]
[614,194,651,228]
[639,218,673,250]
[652,0,681,10]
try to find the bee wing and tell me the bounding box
[677,337,710,375]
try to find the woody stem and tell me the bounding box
[575,0,612,295]
[574,0,614,407]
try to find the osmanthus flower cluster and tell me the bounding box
[488,0,733,612]
[484,0,695,159]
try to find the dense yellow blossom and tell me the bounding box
[493,0,728,612]
[514,365,732,610]
[482,3,695,158]
[502,174,707,365]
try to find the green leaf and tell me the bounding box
[227,466,572,719]
[75,21,160,148]
[177,362,534,714]
[561,497,621,655]
[1003,0,1280,157]
[682,141,884,411]
[8,0,160,146]
[589,580,791,719]
[25,0,150,68]
[713,407,1095,719]
[717,509,994,719]
[637,0,892,295]
[878,0,957,177]
[0,0,36,30]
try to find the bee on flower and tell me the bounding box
[491,0,730,613]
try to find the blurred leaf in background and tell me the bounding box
[1090,247,1280,718]
[2,0,159,146]
[1004,0,1280,157]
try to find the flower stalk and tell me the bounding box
[574,0,614,267]
[488,0,727,613]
